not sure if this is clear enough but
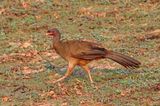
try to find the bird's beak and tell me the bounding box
[46,32,52,36]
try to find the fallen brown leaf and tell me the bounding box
[9,42,21,47]
[40,51,59,59]
[0,8,5,14]
[145,29,160,40]
[53,12,60,19]
[21,2,29,9]
[20,40,32,48]
[1,96,10,102]
[120,88,133,97]
[78,7,119,18]
[21,66,43,74]
[112,35,123,42]
[152,83,160,91]
[61,102,68,106]
[35,15,42,20]
[0,54,15,64]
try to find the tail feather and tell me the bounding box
[106,51,141,68]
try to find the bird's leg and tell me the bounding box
[52,63,75,84]
[81,65,93,84]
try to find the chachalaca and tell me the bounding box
[46,28,141,84]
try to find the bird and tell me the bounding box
[46,28,141,84]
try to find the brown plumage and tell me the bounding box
[46,28,141,83]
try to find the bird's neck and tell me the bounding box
[53,38,62,48]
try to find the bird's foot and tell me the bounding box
[91,82,98,89]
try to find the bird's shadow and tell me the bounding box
[44,62,140,78]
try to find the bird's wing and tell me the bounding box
[65,40,107,60]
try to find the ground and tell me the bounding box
[0,0,160,106]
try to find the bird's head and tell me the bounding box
[46,28,61,38]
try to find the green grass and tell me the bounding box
[0,0,160,105]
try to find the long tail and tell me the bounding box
[106,51,141,68]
